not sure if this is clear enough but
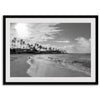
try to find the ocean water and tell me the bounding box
[27,54,91,77]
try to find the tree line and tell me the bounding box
[10,38,67,54]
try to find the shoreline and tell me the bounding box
[10,54,91,77]
[27,55,90,77]
[10,54,31,77]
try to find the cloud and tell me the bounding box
[63,45,74,53]
[10,23,61,43]
[28,23,61,43]
[63,37,91,53]
[56,40,70,43]
[42,44,58,49]
[75,37,91,53]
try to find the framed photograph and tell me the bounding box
[3,15,98,85]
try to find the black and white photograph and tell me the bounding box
[3,16,98,84]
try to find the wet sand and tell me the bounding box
[10,54,90,77]
[27,55,90,77]
[10,54,31,77]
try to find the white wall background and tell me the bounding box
[0,0,99,100]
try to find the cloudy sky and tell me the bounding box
[10,23,91,53]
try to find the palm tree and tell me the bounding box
[49,47,52,51]
[11,37,17,53]
[38,45,42,51]
[11,39,14,49]
[12,37,17,48]
[27,43,30,49]
[20,39,23,49]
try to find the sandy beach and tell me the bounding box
[26,54,90,77]
[10,54,91,77]
[10,54,31,77]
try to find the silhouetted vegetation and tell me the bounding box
[10,38,67,54]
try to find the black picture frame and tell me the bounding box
[3,15,98,85]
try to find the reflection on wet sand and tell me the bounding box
[27,54,90,77]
